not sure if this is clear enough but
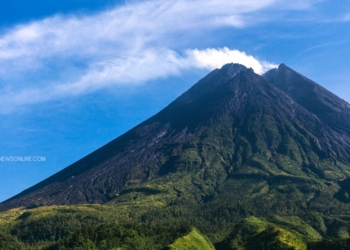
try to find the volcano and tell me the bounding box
[1,63,350,217]
[3,63,350,249]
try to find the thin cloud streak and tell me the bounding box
[296,40,349,58]
[0,0,319,111]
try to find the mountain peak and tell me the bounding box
[264,63,350,135]
[219,63,253,77]
[220,62,248,71]
[168,63,256,109]
[278,63,287,69]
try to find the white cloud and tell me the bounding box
[0,0,319,111]
[186,48,277,74]
[0,0,277,62]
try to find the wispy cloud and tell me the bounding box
[0,47,277,111]
[0,0,319,111]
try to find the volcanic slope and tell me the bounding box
[1,63,350,219]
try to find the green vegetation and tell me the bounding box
[236,226,306,250]
[0,232,24,250]
[168,228,215,250]
[216,216,319,250]
[0,200,347,249]
[49,221,191,249]
[308,238,350,250]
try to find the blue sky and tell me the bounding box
[0,0,349,202]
